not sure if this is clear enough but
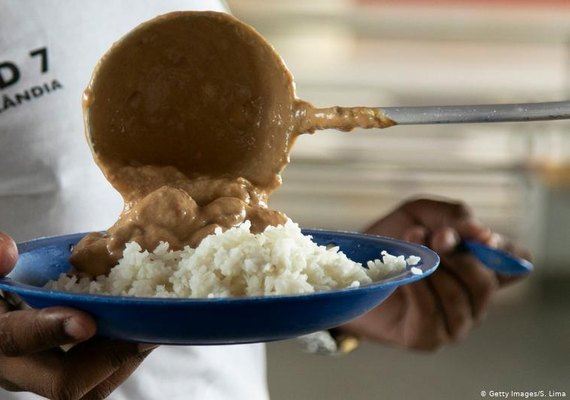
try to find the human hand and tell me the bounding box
[341,198,531,351]
[0,232,155,399]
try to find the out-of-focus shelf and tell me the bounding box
[230,0,570,273]
[230,0,570,45]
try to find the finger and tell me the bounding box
[402,280,449,351]
[496,273,525,287]
[431,226,513,311]
[0,296,11,314]
[440,253,499,321]
[81,347,156,400]
[340,287,408,340]
[0,307,96,356]
[0,351,61,395]
[60,339,150,399]
[430,227,459,253]
[403,198,491,242]
[0,232,18,276]
[0,340,150,400]
[427,268,473,342]
[0,376,23,392]
[402,226,428,244]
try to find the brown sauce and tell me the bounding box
[70,11,394,276]
[70,167,287,276]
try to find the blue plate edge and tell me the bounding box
[4,230,440,304]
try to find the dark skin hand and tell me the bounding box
[343,198,530,351]
[0,232,156,400]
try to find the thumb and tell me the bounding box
[0,232,18,277]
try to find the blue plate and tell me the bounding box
[0,230,439,345]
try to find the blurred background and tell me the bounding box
[227,0,569,399]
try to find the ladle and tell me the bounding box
[84,11,570,193]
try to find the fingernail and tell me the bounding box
[405,226,427,244]
[0,232,18,272]
[442,230,459,251]
[63,317,91,340]
[486,233,502,248]
[138,343,159,353]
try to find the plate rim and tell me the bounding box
[3,229,440,304]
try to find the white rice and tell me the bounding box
[46,220,421,298]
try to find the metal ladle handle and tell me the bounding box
[381,101,570,125]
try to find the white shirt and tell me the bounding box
[0,1,269,399]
